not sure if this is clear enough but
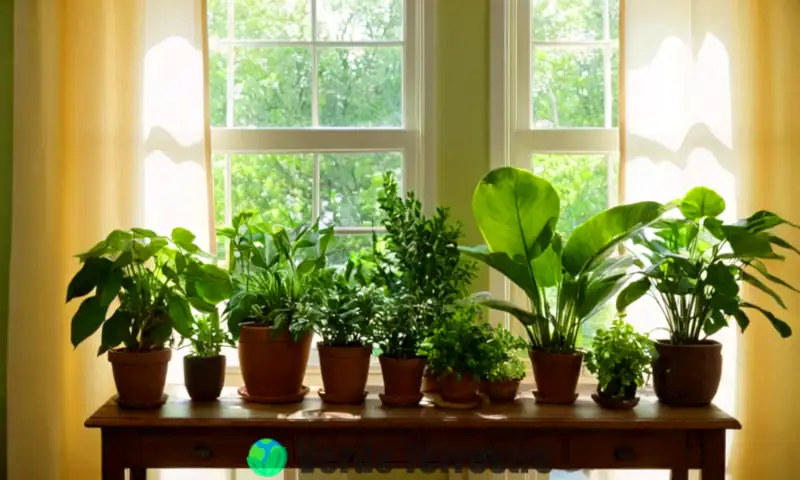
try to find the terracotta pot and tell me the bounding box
[478,378,490,395]
[378,356,426,401]
[437,372,480,404]
[108,348,171,408]
[652,340,722,406]
[183,355,226,402]
[318,344,371,404]
[529,349,583,405]
[422,365,439,393]
[487,379,521,403]
[238,325,312,399]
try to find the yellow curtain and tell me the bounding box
[729,1,800,479]
[8,1,211,478]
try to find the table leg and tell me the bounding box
[701,431,726,480]
[130,468,147,480]
[101,459,124,480]
[671,469,688,480]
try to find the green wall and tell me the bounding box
[0,0,11,476]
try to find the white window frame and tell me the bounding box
[490,0,621,382]
[207,0,437,385]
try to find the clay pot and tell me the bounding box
[183,355,226,402]
[318,344,371,404]
[378,356,426,405]
[438,372,480,404]
[108,348,172,408]
[487,378,521,403]
[238,325,312,399]
[529,349,583,405]
[422,365,439,393]
[652,340,722,406]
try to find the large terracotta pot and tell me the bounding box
[652,340,722,406]
[437,372,480,404]
[486,379,521,403]
[184,355,226,402]
[108,348,172,409]
[529,349,583,405]
[238,325,312,399]
[378,356,426,406]
[318,344,371,404]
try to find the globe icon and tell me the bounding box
[248,438,287,477]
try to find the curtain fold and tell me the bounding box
[8,1,210,478]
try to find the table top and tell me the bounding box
[85,386,741,430]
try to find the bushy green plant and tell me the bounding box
[67,227,232,355]
[418,305,495,379]
[372,173,477,358]
[461,167,669,354]
[486,325,528,382]
[617,187,799,344]
[179,311,234,357]
[584,315,656,397]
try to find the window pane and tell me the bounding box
[611,47,619,127]
[610,0,619,39]
[532,47,604,128]
[212,154,228,262]
[318,47,402,127]
[532,0,606,41]
[317,0,403,41]
[327,233,378,267]
[234,47,312,127]
[234,0,311,41]
[320,152,402,228]
[209,47,228,127]
[207,0,228,40]
[230,154,314,227]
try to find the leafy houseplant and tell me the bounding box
[483,324,528,403]
[179,311,234,402]
[67,227,232,408]
[616,186,799,405]
[372,173,478,406]
[218,211,333,402]
[460,167,667,404]
[584,315,656,409]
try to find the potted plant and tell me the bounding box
[419,305,495,405]
[616,186,798,405]
[483,324,528,403]
[218,211,332,403]
[67,227,231,408]
[460,167,668,404]
[584,314,656,409]
[372,173,477,406]
[309,261,384,405]
[177,311,234,401]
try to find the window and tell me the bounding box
[206,0,426,369]
[491,0,620,348]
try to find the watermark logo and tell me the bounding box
[248,438,287,477]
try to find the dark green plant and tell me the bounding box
[418,305,495,379]
[179,311,234,357]
[584,315,656,397]
[67,228,233,355]
[218,211,334,340]
[485,324,528,382]
[617,187,799,344]
[460,167,670,354]
[371,173,478,358]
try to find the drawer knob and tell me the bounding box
[192,445,214,459]
[613,446,635,461]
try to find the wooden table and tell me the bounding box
[85,386,741,480]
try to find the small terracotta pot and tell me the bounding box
[108,348,172,408]
[653,340,722,406]
[183,355,226,402]
[438,372,480,404]
[487,378,521,403]
[238,325,312,399]
[530,349,583,405]
[318,343,371,404]
[422,365,439,393]
[378,356,426,405]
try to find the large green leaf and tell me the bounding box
[740,270,786,309]
[741,302,792,338]
[720,226,778,258]
[459,245,536,296]
[679,186,726,220]
[71,296,107,348]
[472,167,560,264]
[168,294,193,338]
[195,264,233,304]
[468,293,540,326]
[750,260,799,293]
[741,210,800,232]
[530,234,563,288]
[616,277,651,312]
[97,268,124,306]
[66,257,113,302]
[98,309,133,355]
[576,273,628,319]
[562,201,665,276]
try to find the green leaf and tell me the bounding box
[105,230,133,251]
[99,309,132,355]
[577,273,628,319]
[97,268,124,306]
[131,228,158,238]
[733,309,750,333]
[66,257,112,302]
[704,310,728,336]
[740,269,786,309]
[76,240,110,261]
[168,294,193,338]
[467,293,539,326]
[175,252,187,273]
[195,264,233,304]
[172,227,196,246]
[750,260,799,293]
[531,234,563,288]
[741,302,792,338]
[189,296,217,313]
[706,263,739,297]
[679,186,726,220]
[113,251,132,269]
[720,226,777,258]
[763,232,800,256]
[741,210,800,232]
[471,167,560,264]
[459,245,537,296]
[616,277,651,312]
[71,297,108,348]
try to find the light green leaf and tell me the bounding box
[616,277,651,312]
[577,273,628,319]
[467,293,539,326]
[459,245,537,295]
[195,264,233,304]
[679,186,726,220]
[531,234,563,288]
[131,228,158,238]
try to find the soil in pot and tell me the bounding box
[652,339,722,406]
[109,348,172,409]
[238,325,312,400]
[530,349,583,405]
[184,355,226,402]
[487,379,521,403]
[318,344,371,404]
[378,356,426,406]
[437,372,480,404]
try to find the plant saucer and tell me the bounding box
[114,394,168,410]
[238,385,310,404]
[532,390,579,405]
[591,393,640,410]
[318,389,368,405]
[378,392,424,407]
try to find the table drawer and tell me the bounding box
[569,432,685,469]
[141,433,255,468]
